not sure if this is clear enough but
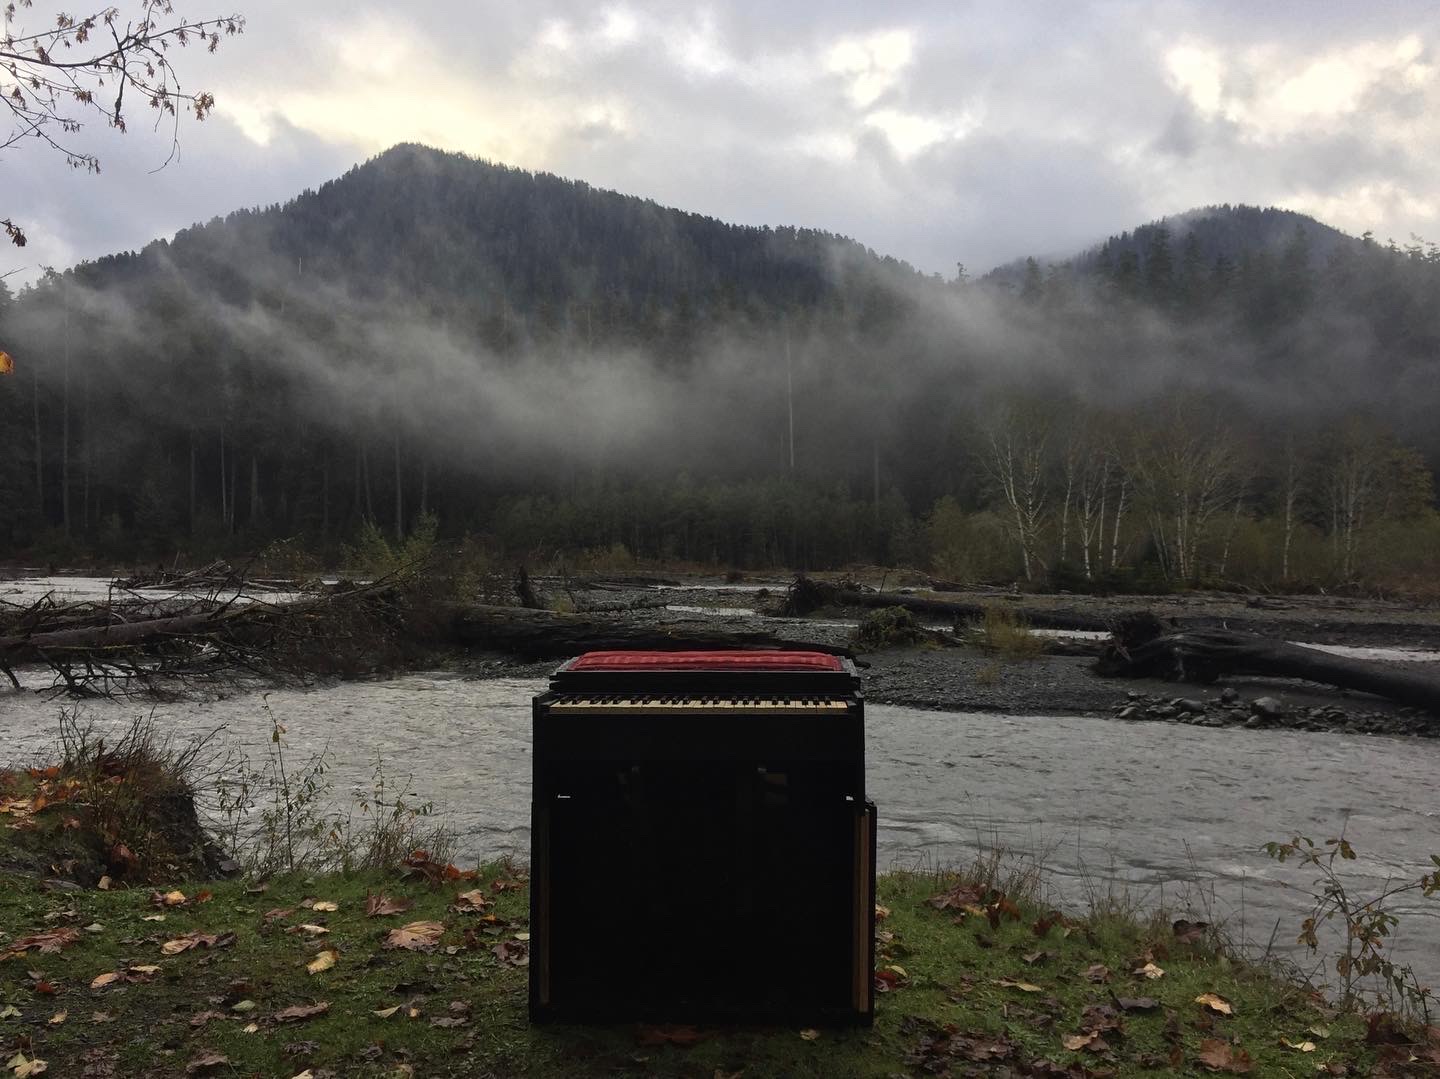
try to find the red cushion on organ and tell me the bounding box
[568,650,843,672]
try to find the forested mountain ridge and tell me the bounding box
[1,145,1438,591]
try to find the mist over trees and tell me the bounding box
[1,144,1437,590]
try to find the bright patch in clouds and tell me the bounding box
[827,29,915,107]
[1166,34,1437,142]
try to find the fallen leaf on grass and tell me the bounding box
[1062,1031,1109,1052]
[306,949,338,975]
[1,928,80,960]
[799,1029,820,1041]
[45,1012,64,1026]
[291,1072,315,1079]
[1197,1039,1253,1073]
[1309,1024,1331,1039]
[373,1006,401,1019]
[492,939,528,967]
[430,1016,468,1029]
[874,904,891,921]
[5,1053,46,1076]
[365,894,414,918]
[0,1006,17,1019]
[128,965,160,976]
[273,1002,330,1024]
[89,973,120,990]
[161,931,235,956]
[1173,918,1210,944]
[450,890,488,913]
[83,923,103,934]
[141,914,166,923]
[1196,992,1234,1015]
[1281,1038,1317,1052]
[242,1023,259,1034]
[636,1024,705,1046]
[231,1000,256,1013]
[185,1051,229,1075]
[995,978,1043,993]
[1115,996,1159,1012]
[1082,964,1111,983]
[287,924,330,938]
[151,890,187,908]
[928,881,986,910]
[1133,962,1166,979]
[384,921,445,952]
[307,900,339,913]
[90,1012,112,1024]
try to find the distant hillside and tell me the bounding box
[987,204,1360,288]
[77,143,930,350]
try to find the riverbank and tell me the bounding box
[0,850,1403,1077]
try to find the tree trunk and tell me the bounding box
[1096,619,1440,716]
[782,577,1108,632]
[450,603,853,661]
[32,363,43,517]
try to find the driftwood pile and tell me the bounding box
[0,579,409,698]
[1096,612,1440,716]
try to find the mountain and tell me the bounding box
[985,204,1360,289]
[1,147,1437,574]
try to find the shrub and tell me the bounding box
[853,606,925,649]
[974,604,1045,660]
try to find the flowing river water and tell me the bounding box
[1,671,1437,990]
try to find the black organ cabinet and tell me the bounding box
[529,650,876,1025]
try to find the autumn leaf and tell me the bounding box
[1133,962,1165,979]
[384,921,445,952]
[151,890,187,908]
[161,931,234,955]
[141,914,166,923]
[1196,992,1234,1015]
[364,894,414,918]
[1082,963,1111,983]
[798,1028,820,1041]
[1174,918,1210,944]
[373,1005,401,1019]
[492,939,528,967]
[928,881,986,910]
[995,977,1043,992]
[1062,1031,1108,1052]
[0,1006,18,1018]
[1,927,80,960]
[450,889,488,913]
[286,925,330,938]
[185,1050,229,1075]
[1115,996,1159,1011]
[45,1011,64,1026]
[306,900,338,913]
[306,949,338,975]
[89,972,121,990]
[128,965,160,976]
[6,1052,47,1076]
[273,1001,330,1024]
[1196,1038,1254,1073]
[1281,1037,1317,1052]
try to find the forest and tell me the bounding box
[1,144,1438,593]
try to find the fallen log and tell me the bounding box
[449,604,853,660]
[1096,615,1440,715]
[782,576,1109,632]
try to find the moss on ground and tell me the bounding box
[0,863,1392,1077]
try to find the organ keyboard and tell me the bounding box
[530,649,875,1026]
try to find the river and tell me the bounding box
[1,671,1437,991]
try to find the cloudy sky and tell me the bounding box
[5,1,1439,283]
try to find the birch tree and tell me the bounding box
[980,394,1053,580]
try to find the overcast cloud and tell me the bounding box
[4,1,1439,283]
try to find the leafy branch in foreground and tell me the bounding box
[1264,834,1440,1021]
[0,0,245,244]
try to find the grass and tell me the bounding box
[0,721,1425,1076]
[973,604,1047,661]
[0,860,1386,1077]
